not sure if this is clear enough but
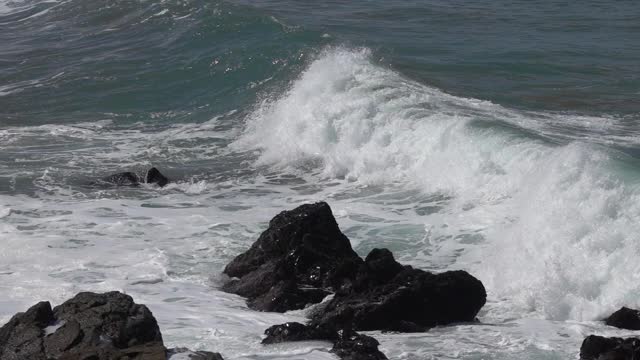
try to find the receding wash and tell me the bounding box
[1,0,638,359]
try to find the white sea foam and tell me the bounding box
[235,47,640,323]
[0,114,236,178]
[0,206,11,218]
[44,320,65,335]
[2,46,639,359]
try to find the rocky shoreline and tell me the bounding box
[0,291,222,360]
[1,202,638,359]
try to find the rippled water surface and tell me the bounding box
[1,0,640,358]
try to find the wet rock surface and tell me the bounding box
[605,307,640,330]
[168,347,225,360]
[222,202,486,328]
[100,167,169,187]
[310,248,486,332]
[580,335,640,360]
[262,322,336,344]
[262,322,387,360]
[225,202,487,360]
[223,202,363,312]
[0,291,221,360]
[331,331,388,360]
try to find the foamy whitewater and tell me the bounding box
[2,0,640,358]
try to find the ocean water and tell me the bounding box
[1,0,640,358]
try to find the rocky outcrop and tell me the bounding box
[580,335,640,360]
[225,202,487,360]
[605,307,640,330]
[262,322,336,344]
[577,307,640,359]
[311,248,486,332]
[262,322,387,360]
[0,291,221,360]
[259,248,485,359]
[222,202,362,312]
[223,202,486,330]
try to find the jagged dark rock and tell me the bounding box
[331,331,388,360]
[0,301,55,360]
[224,202,487,360]
[222,201,486,326]
[168,347,225,360]
[262,322,337,344]
[222,202,363,312]
[101,167,169,187]
[580,335,640,360]
[246,280,331,313]
[262,323,387,360]
[605,307,640,330]
[145,167,169,187]
[0,291,164,359]
[0,291,222,360]
[310,248,486,332]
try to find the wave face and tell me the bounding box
[2,0,640,359]
[236,47,640,322]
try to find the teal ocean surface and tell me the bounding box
[1,0,640,358]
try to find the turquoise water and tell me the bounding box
[1,0,640,359]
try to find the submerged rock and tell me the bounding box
[145,167,169,187]
[605,307,640,330]
[262,323,387,360]
[580,335,640,360]
[167,347,225,360]
[0,291,222,360]
[103,171,141,186]
[262,322,336,344]
[101,167,169,187]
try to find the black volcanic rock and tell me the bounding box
[0,291,164,360]
[223,202,362,311]
[262,322,336,344]
[0,291,222,360]
[605,307,640,330]
[168,347,225,360]
[100,167,169,187]
[311,249,486,332]
[247,280,331,313]
[222,202,487,323]
[145,167,169,187]
[0,301,56,360]
[224,202,487,360]
[580,335,640,360]
[331,331,388,360]
[262,323,387,360]
[353,248,404,290]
